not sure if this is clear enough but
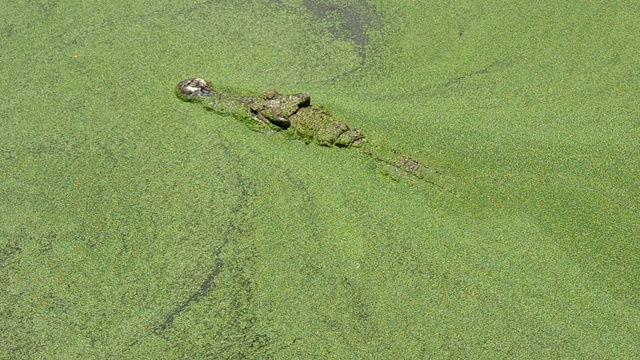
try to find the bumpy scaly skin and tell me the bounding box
[176,78,364,147]
[176,78,454,190]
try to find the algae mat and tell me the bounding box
[1,0,639,358]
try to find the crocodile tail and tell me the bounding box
[362,143,460,195]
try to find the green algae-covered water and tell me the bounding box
[1,1,638,358]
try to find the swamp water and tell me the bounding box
[1,0,638,358]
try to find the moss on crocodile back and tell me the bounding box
[288,106,365,148]
[249,90,310,128]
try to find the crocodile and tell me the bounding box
[176,78,456,193]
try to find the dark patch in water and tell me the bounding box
[271,0,381,81]
[301,0,381,51]
[302,0,381,81]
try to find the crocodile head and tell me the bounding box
[176,78,213,101]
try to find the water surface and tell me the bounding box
[1,0,638,358]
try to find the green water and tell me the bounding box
[1,0,638,358]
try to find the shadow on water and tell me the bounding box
[270,0,381,81]
[301,0,380,55]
